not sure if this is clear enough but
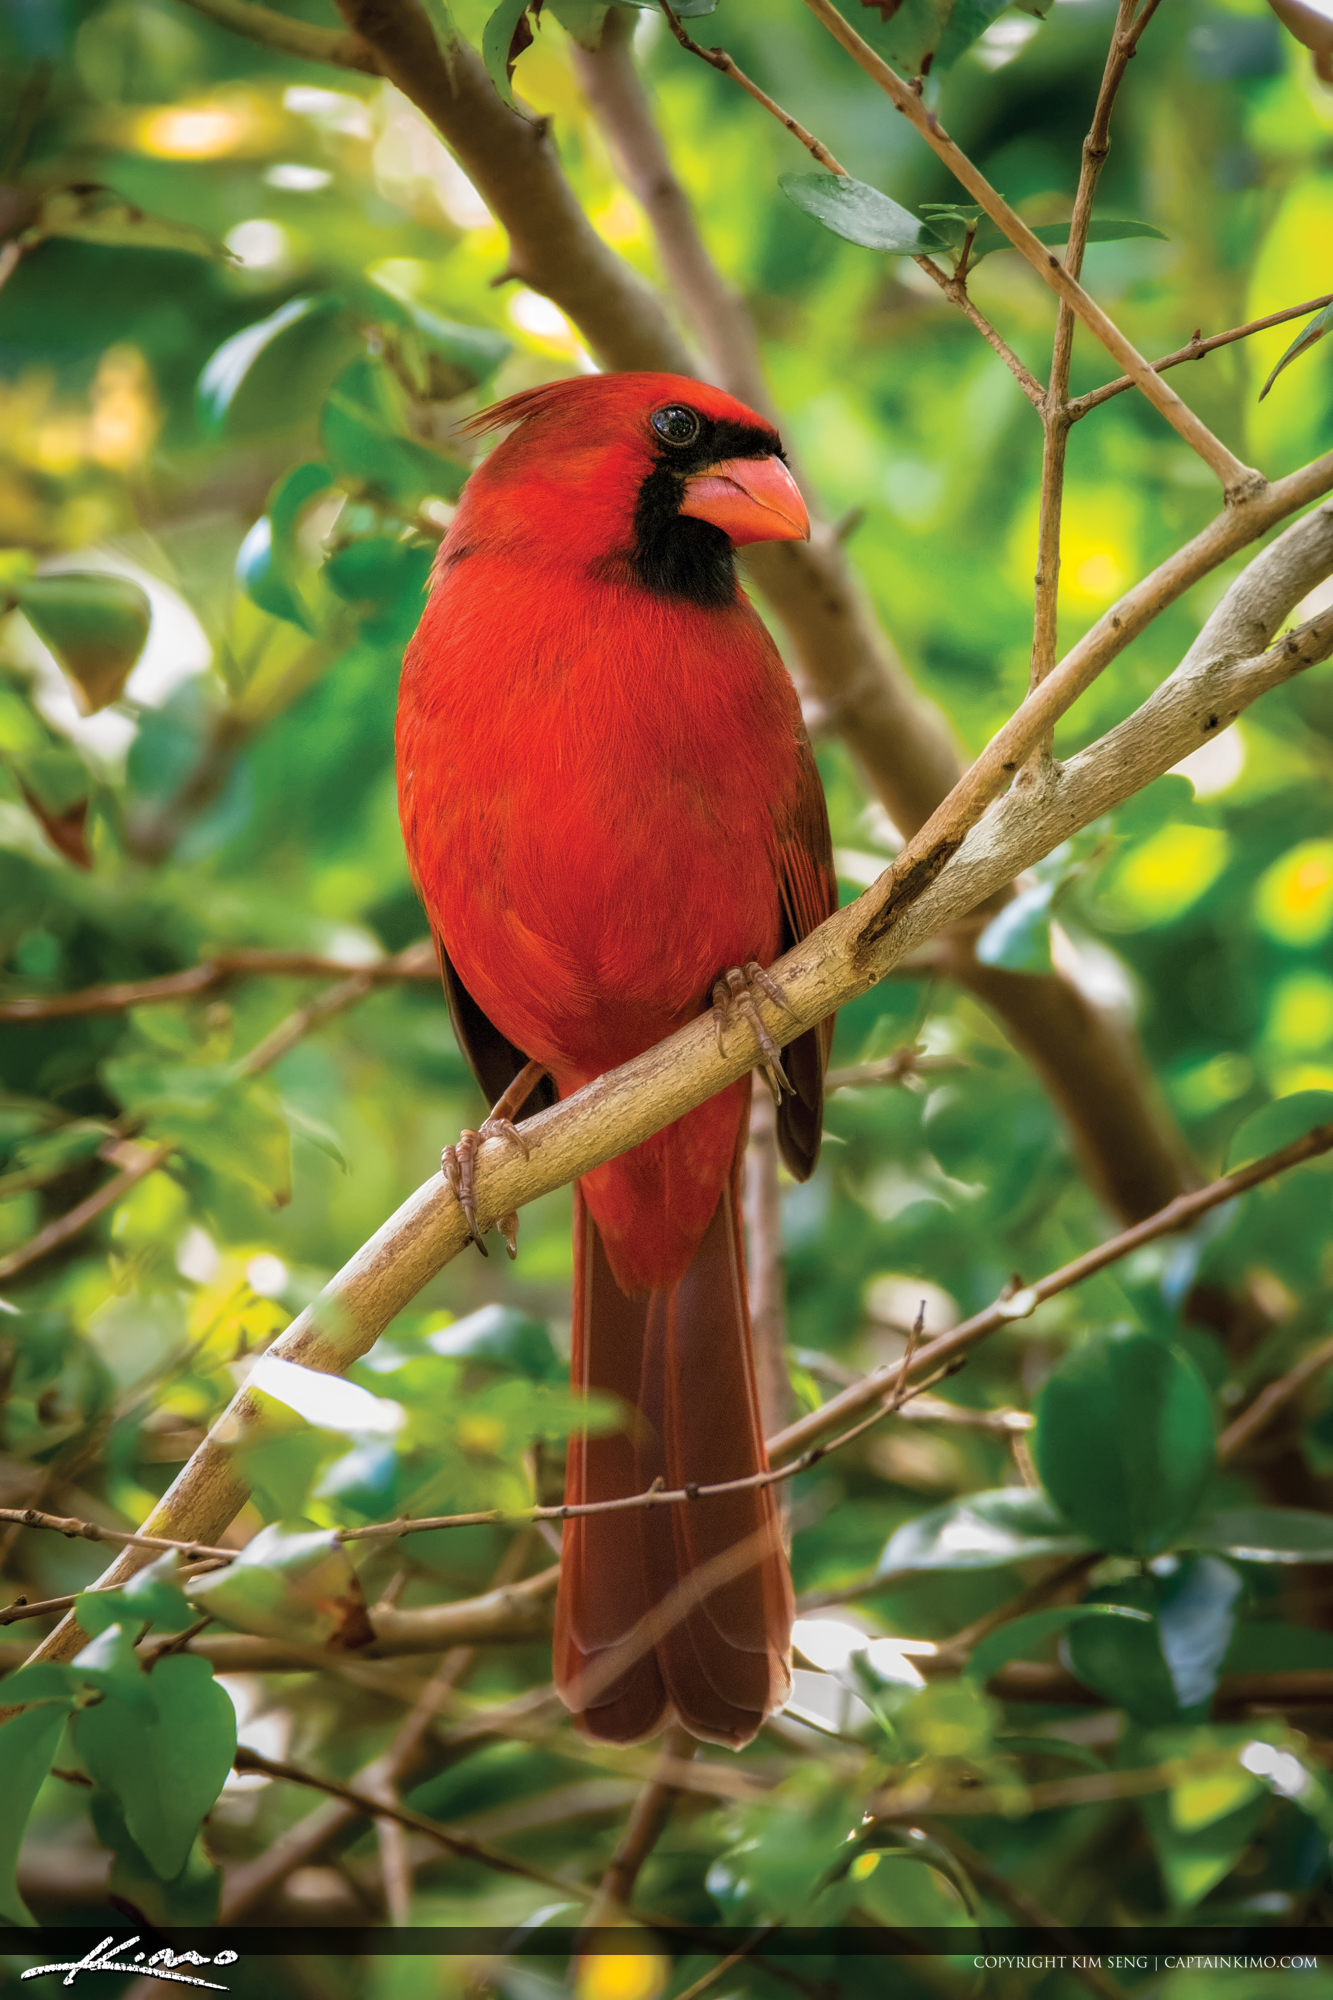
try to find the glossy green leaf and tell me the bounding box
[237,460,334,631]
[75,1550,196,1638]
[1188,1505,1333,1562]
[1155,1556,1242,1710]
[427,1303,561,1380]
[21,183,231,262]
[0,1702,70,1924]
[779,174,944,255]
[1225,1090,1333,1170]
[198,293,345,432]
[13,572,151,712]
[970,215,1166,265]
[188,1521,369,1646]
[73,1654,236,1881]
[236,515,311,630]
[1259,297,1333,400]
[1034,1328,1215,1555]
[1063,1590,1181,1725]
[851,0,1046,77]
[974,880,1055,973]
[320,358,466,504]
[965,1603,1151,1686]
[879,1486,1090,1573]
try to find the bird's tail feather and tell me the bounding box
[554,1170,793,1747]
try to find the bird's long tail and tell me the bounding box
[553,1164,794,1747]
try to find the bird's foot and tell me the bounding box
[712,961,795,1104]
[442,1061,546,1259]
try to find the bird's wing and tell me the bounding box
[433,931,557,1118]
[773,734,837,1183]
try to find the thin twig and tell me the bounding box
[0,942,437,1022]
[1068,293,1333,422]
[660,0,1043,407]
[0,1505,233,1563]
[801,0,1261,499]
[1033,0,1156,692]
[589,1725,696,1921]
[1219,1330,1333,1463]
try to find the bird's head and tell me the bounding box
[452,372,809,608]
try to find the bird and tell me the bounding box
[396,371,836,1747]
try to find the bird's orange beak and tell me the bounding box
[679,455,810,547]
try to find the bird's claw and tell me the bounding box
[442,1115,530,1258]
[712,961,794,1103]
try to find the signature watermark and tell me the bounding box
[20,1935,239,1989]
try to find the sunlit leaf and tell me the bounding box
[879,1486,1089,1572]
[482,0,537,107]
[779,173,944,255]
[965,1603,1151,1686]
[198,293,346,432]
[20,183,232,262]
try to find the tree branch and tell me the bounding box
[1219,1331,1333,1463]
[801,0,1262,498]
[1032,0,1158,690]
[174,0,377,69]
[14,489,1333,1677]
[0,942,436,1022]
[1067,293,1333,422]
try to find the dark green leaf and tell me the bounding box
[320,358,466,504]
[1063,1588,1182,1725]
[0,1703,69,1924]
[779,173,944,255]
[879,1486,1090,1573]
[969,215,1166,265]
[965,1603,1151,1686]
[1155,1555,1242,1710]
[1188,1505,1333,1562]
[1225,1090,1333,1170]
[1259,297,1333,400]
[73,1654,236,1880]
[21,183,231,262]
[1034,1328,1215,1555]
[236,515,312,630]
[427,1303,561,1380]
[198,294,345,433]
[13,573,151,712]
[76,1550,196,1638]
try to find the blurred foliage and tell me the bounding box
[3,0,1333,1992]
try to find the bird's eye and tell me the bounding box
[650,404,702,448]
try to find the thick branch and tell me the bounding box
[801,0,1260,498]
[16,488,1333,1674]
[175,0,376,68]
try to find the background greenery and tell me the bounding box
[3,0,1333,1993]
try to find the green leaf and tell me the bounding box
[968,215,1166,265]
[320,358,466,504]
[1188,1505,1333,1562]
[974,880,1055,973]
[852,0,1019,78]
[1064,1588,1181,1724]
[1225,1090,1333,1170]
[0,1703,70,1924]
[188,1521,370,1646]
[20,183,231,262]
[1154,1555,1242,1710]
[236,515,311,631]
[75,1551,196,1639]
[879,1486,1090,1573]
[482,0,536,107]
[325,534,432,610]
[198,293,345,433]
[73,1654,236,1881]
[1034,1328,1216,1555]
[427,1303,561,1381]
[1259,297,1333,401]
[965,1603,1151,1686]
[367,279,512,391]
[779,173,944,255]
[13,573,151,712]
[91,1790,223,1925]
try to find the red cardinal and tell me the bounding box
[396,372,835,1747]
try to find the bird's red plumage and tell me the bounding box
[397,372,835,1744]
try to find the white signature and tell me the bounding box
[20,1935,239,1989]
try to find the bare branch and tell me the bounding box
[1219,1331,1333,1463]
[1068,293,1333,422]
[658,1,845,175]
[801,0,1261,498]
[16,470,1333,1675]
[0,942,436,1022]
